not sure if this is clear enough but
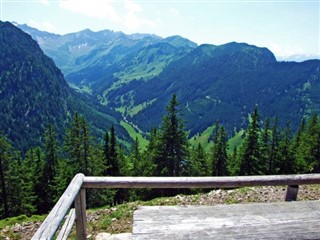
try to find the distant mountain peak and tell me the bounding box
[163,35,197,49]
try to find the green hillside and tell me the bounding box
[0,21,130,151]
[17,23,320,144]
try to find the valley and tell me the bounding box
[17,23,320,144]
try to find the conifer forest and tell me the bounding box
[1,94,319,219]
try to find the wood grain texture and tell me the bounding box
[75,188,87,240]
[83,174,320,189]
[31,173,84,240]
[56,209,75,240]
[133,201,320,239]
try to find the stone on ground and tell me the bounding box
[95,232,132,240]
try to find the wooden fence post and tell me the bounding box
[75,188,87,240]
[285,185,299,201]
[31,173,84,240]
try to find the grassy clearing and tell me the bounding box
[0,215,45,230]
[189,124,216,152]
[120,120,148,150]
[190,126,245,154]
[227,129,245,153]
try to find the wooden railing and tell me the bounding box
[31,174,320,240]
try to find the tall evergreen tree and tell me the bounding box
[189,143,209,176]
[64,113,91,176]
[30,147,47,213]
[291,118,306,172]
[80,117,90,175]
[64,112,83,177]
[141,128,158,177]
[268,117,281,174]
[228,146,239,176]
[103,131,110,175]
[296,114,320,172]
[155,94,189,176]
[278,122,295,174]
[211,125,229,176]
[260,117,271,173]
[43,124,58,203]
[105,125,120,176]
[130,137,142,176]
[6,153,33,216]
[0,133,13,218]
[239,106,262,175]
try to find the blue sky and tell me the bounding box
[1,0,319,59]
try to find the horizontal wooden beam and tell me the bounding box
[82,174,320,189]
[56,209,75,240]
[32,173,84,240]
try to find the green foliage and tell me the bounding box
[0,21,130,154]
[120,121,148,150]
[189,143,209,176]
[211,125,229,176]
[154,94,190,177]
[239,107,263,175]
[295,113,320,172]
[1,88,320,223]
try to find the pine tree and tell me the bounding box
[260,117,271,174]
[239,106,262,175]
[44,124,59,205]
[291,118,306,172]
[80,117,90,175]
[296,114,320,173]
[211,125,229,176]
[87,143,116,207]
[64,112,83,176]
[278,122,295,174]
[103,131,110,175]
[155,94,189,176]
[228,146,239,175]
[105,125,120,176]
[130,137,142,176]
[268,117,281,174]
[189,143,209,176]
[6,153,34,216]
[64,113,91,176]
[33,147,47,213]
[0,132,11,218]
[141,128,157,177]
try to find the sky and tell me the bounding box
[1,0,319,59]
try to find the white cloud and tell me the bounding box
[266,43,305,58]
[123,0,155,30]
[124,0,142,13]
[169,8,181,16]
[58,0,155,32]
[59,0,120,22]
[38,0,50,6]
[28,20,56,33]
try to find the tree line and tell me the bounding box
[0,94,320,219]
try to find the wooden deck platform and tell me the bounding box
[132,201,320,239]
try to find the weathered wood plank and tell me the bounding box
[83,174,320,189]
[133,201,320,239]
[75,188,87,240]
[56,208,75,240]
[31,173,84,240]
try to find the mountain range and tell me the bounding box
[0,21,130,152]
[1,21,319,151]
